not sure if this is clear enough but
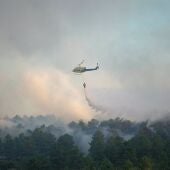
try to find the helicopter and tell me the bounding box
[72,60,99,73]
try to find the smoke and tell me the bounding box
[83,87,122,121]
[115,129,135,141]
[70,128,92,154]
[23,67,94,122]
[84,88,107,113]
[0,57,94,122]
[1,56,170,122]
[0,0,170,122]
[0,118,15,128]
[0,115,93,153]
[1,114,170,153]
[83,87,126,120]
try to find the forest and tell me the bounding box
[0,115,170,170]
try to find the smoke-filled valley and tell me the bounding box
[0,115,141,151]
[0,114,170,169]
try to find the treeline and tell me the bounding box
[0,118,170,169]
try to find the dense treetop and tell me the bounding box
[0,115,170,169]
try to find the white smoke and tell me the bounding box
[0,57,94,122]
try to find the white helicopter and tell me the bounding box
[72,60,99,73]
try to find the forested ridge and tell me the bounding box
[0,116,170,169]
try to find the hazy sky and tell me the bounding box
[0,0,170,121]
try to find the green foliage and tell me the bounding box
[3,135,15,158]
[0,118,170,169]
[105,136,124,166]
[25,156,51,170]
[50,134,84,170]
[89,130,105,163]
[0,160,17,170]
[82,156,96,170]
[123,160,135,170]
[140,156,153,170]
[99,158,114,170]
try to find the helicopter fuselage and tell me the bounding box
[72,66,99,73]
[72,67,87,73]
[72,62,99,73]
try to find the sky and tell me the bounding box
[0,0,170,121]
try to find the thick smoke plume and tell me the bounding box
[0,58,93,122]
[0,0,170,123]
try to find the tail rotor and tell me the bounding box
[96,63,99,70]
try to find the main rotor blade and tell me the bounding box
[78,60,85,66]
